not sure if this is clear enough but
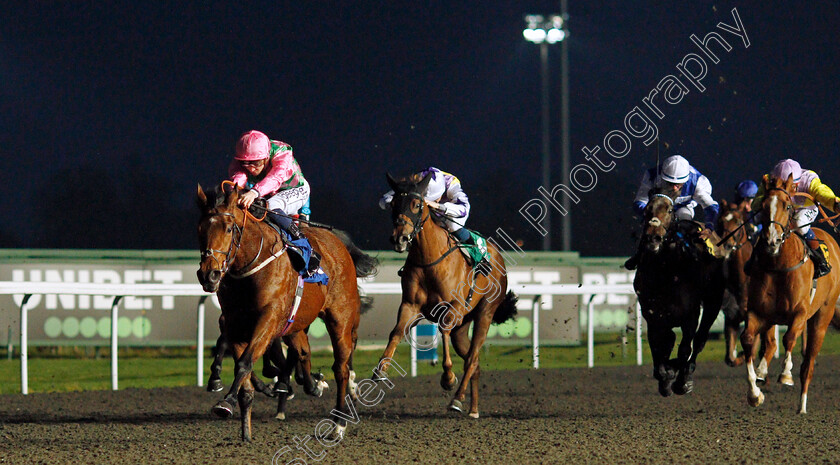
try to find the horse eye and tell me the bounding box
[226,227,233,233]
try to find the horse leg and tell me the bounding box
[672,322,697,396]
[742,314,767,407]
[374,302,420,380]
[778,315,807,387]
[238,372,256,443]
[724,318,743,367]
[449,321,477,417]
[755,325,775,383]
[212,314,280,433]
[646,325,677,397]
[798,309,832,414]
[439,329,458,391]
[325,315,354,440]
[275,346,297,420]
[207,333,227,392]
[287,331,328,397]
[449,312,492,418]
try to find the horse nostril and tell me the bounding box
[209,270,221,283]
[399,235,408,244]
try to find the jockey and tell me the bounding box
[749,159,840,278]
[379,167,490,269]
[734,180,761,240]
[625,155,720,270]
[228,130,320,275]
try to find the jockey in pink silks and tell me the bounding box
[748,159,840,278]
[229,130,319,275]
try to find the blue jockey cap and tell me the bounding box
[735,180,758,200]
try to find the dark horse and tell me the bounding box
[633,187,725,396]
[196,183,377,441]
[373,173,517,418]
[716,199,763,367]
[742,175,840,413]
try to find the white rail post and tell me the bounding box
[532,296,541,369]
[636,301,643,366]
[20,294,32,395]
[587,295,596,368]
[110,296,123,391]
[775,325,780,358]
[410,325,417,377]
[197,296,208,387]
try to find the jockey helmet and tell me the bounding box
[771,159,802,183]
[735,180,758,200]
[234,130,270,161]
[661,155,690,184]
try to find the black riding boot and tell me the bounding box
[807,239,832,278]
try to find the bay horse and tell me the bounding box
[633,186,725,396]
[196,183,377,441]
[741,175,840,413]
[374,173,517,418]
[716,199,763,367]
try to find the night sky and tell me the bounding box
[3,1,839,257]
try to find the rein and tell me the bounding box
[752,187,809,274]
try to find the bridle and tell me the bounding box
[764,187,796,243]
[719,213,748,253]
[200,206,273,279]
[393,191,430,247]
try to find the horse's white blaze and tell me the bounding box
[799,393,808,414]
[756,357,768,379]
[724,212,735,221]
[648,217,662,227]
[768,196,781,253]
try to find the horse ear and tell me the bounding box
[720,198,728,210]
[417,172,433,193]
[197,184,208,209]
[386,172,400,191]
[784,174,795,191]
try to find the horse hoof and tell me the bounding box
[469,412,479,419]
[778,374,794,386]
[673,380,694,396]
[657,380,674,397]
[440,374,458,391]
[275,412,286,421]
[448,400,463,413]
[328,424,346,441]
[747,391,765,407]
[211,400,234,419]
[207,379,224,392]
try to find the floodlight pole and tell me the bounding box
[560,0,571,252]
[540,41,551,252]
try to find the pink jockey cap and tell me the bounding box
[771,159,802,183]
[234,130,271,161]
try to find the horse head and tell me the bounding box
[642,187,677,254]
[385,172,433,252]
[196,183,247,292]
[716,199,746,259]
[759,174,795,256]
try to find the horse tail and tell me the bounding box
[332,228,380,278]
[492,291,518,324]
[359,290,375,315]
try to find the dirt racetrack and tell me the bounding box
[3,355,840,464]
